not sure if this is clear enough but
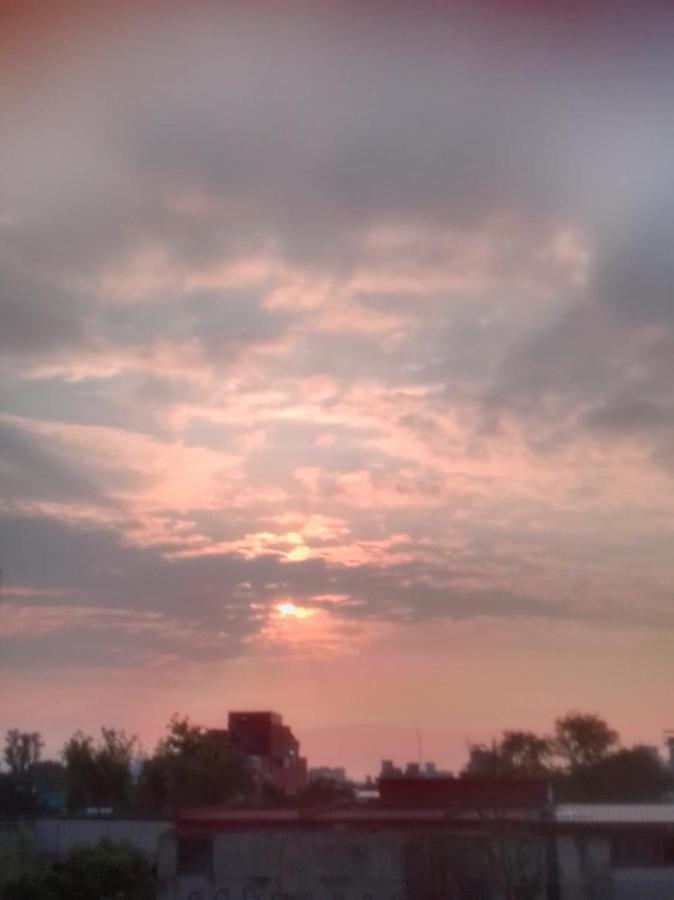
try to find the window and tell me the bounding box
[177,836,213,876]
[612,832,674,868]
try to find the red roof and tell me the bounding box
[175,805,541,832]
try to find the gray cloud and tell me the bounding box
[2,4,673,386]
[3,2,674,689]
[583,399,673,436]
[1,5,670,277]
[597,191,674,325]
[3,497,674,673]
[0,255,89,357]
[0,420,101,504]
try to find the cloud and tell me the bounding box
[0,419,101,505]
[583,400,673,436]
[3,2,666,278]
[0,253,89,357]
[2,0,674,754]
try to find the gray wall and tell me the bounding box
[556,833,613,900]
[158,827,547,900]
[555,833,674,900]
[613,871,674,900]
[1,816,169,862]
[7,816,674,900]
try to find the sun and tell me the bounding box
[276,601,313,620]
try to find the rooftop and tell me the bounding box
[555,804,674,825]
[176,803,674,832]
[175,805,540,832]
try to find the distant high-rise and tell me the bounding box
[225,711,308,794]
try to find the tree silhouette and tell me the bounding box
[63,728,137,812]
[4,730,43,775]
[137,714,251,813]
[553,712,618,771]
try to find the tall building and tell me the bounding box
[226,711,307,794]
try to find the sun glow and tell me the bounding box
[276,601,313,619]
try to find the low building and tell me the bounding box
[159,803,549,899]
[380,759,401,777]
[157,795,674,899]
[378,774,551,809]
[7,802,674,898]
[379,759,451,780]
[554,804,674,900]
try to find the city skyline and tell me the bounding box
[2,1,674,778]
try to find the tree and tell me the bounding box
[137,715,251,813]
[499,732,553,777]
[30,760,66,812]
[3,730,43,775]
[3,838,155,900]
[0,730,44,814]
[298,776,355,807]
[480,817,545,900]
[94,728,137,808]
[554,712,618,771]
[0,823,41,896]
[63,732,96,812]
[461,713,671,805]
[463,742,507,778]
[63,728,137,812]
[462,732,552,778]
[559,746,674,803]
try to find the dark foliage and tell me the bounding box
[63,728,137,813]
[3,731,43,775]
[298,776,355,806]
[553,712,618,771]
[463,731,552,778]
[0,731,48,814]
[137,715,252,813]
[2,839,155,900]
[462,712,673,804]
[557,746,674,803]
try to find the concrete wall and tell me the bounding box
[1,817,169,862]
[159,829,405,900]
[158,828,547,900]
[159,826,674,900]
[216,829,403,899]
[613,870,674,900]
[555,833,674,900]
[556,833,613,900]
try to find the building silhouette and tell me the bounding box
[211,711,307,794]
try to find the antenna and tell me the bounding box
[416,727,423,766]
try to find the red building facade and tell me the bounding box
[225,711,308,794]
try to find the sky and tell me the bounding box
[2,0,674,778]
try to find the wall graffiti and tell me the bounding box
[173,831,412,900]
[186,890,404,900]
